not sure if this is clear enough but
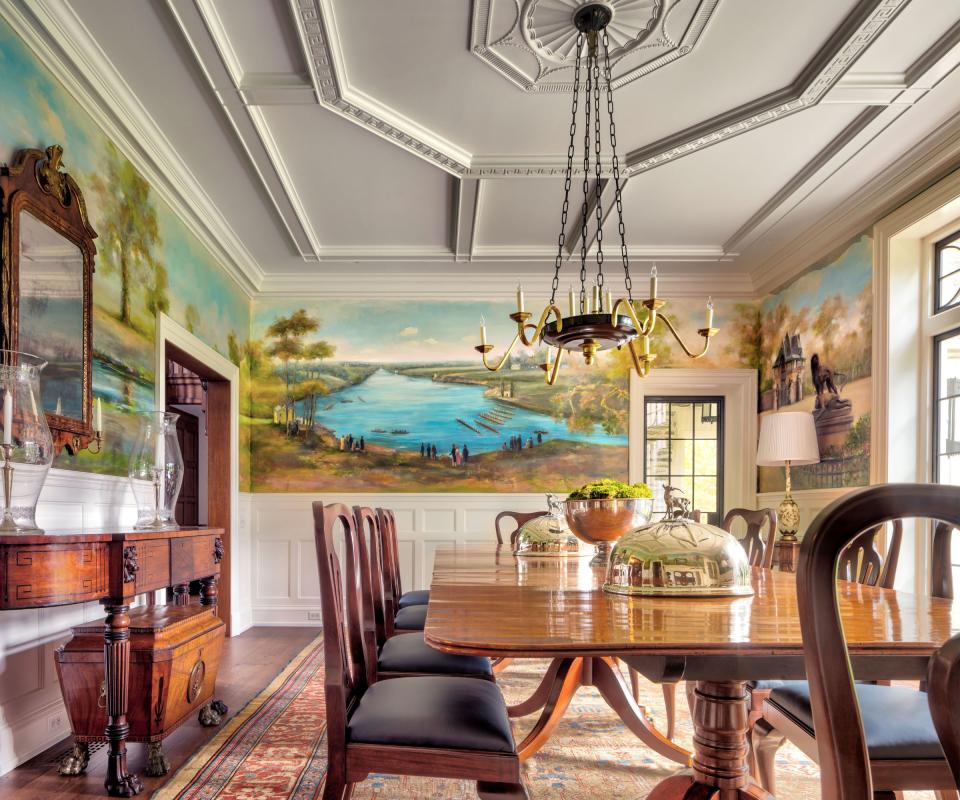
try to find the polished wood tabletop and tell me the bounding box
[424,546,960,663]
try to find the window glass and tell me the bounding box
[935,231,960,313]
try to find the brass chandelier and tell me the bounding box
[476,3,718,385]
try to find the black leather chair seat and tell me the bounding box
[768,682,946,760]
[379,633,492,677]
[394,604,427,630]
[398,589,430,609]
[348,675,515,753]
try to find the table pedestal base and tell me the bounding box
[647,681,773,800]
[509,656,690,766]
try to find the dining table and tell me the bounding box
[423,544,960,799]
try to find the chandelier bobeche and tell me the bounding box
[476,3,718,385]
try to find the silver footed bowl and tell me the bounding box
[604,516,753,597]
[564,497,653,567]
[513,514,594,557]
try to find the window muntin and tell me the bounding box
[935,230,960,313]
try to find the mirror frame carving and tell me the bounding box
[0,145,97,455]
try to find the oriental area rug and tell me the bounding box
[154,636,935,799]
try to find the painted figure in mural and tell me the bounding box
[811,353,851,413]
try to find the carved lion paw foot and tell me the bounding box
[58,742,90,776]
[106,773,144,797]
[144,743,170,777]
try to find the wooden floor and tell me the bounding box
[0,626,319,799]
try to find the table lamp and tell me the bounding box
[756,411,820,542]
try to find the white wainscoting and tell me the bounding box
[249,492,547,626]
[0,469,138,775]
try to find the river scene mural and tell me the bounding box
[248,299,630,492]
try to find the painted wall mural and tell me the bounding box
[0,16,251,481]
[752,235,873,492]
[247,299,633,492]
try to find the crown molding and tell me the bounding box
[1,0,265,296]
[256,267,755,298]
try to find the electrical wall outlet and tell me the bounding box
[307,610,322,621]
[47,710,67,736]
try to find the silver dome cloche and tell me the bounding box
[514,494,595,557]
[603,487,753,597]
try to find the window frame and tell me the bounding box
[932,323,960,484]
[934,229,960,314]
[643,395,725,524]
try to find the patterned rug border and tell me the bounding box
[151,634,324,800]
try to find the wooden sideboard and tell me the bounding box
[0,526,224,797]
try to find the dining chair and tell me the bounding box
[628,506,779,741]
[751,486,960,799]
[315,502,527,800]
[928,631,960,790]
[354,506,493,680]
[375,507,428,632]
[494,510,549,547]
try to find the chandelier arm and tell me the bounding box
[656,313,715,359]
[518,303,564,347]
[602,31,633,301]
[549,33,583,306]
[543,346,565,386]
[477,331,523,372]
[610,297,653,337]
[625,339,653,378]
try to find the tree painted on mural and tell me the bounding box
[91,142,167,330]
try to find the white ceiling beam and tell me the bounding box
[165,0,322,261]
[453,178,481,262]
[3,0,265,295]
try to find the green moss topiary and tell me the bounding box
[567,479,653,500]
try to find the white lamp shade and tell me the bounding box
[756,411,820,466]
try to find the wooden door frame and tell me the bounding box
[154,313,240,636]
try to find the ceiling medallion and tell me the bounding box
[475,8,717,385]
[471,0,719,92]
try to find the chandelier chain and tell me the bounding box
[580,36,595,314]
[549,33,583,306]
[603,31,633,301]
[592,41,605,309]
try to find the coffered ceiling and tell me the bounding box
[8,0,960,296]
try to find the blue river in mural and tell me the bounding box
[306,368,627,455]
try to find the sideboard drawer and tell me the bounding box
[170,535,220,584]
[3,543,109,608]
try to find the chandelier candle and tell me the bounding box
[476,5,719,385]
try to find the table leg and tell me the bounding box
[508,657,564,718]
[516,658,583,761]
[102,603,143,797]
[646,681,774,799]
[200,575,218,607]
[172,582,190,606]
[591,657,690,765]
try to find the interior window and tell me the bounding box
[935,230,960,313]
[644,397,723,525]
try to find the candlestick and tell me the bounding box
[0,443,16,531]
[706,296,714,329]
[516,284,525,313]
[649,264,658,299]
[2,391,11,446]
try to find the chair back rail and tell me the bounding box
[837,520,903,588]
[375,508,401,635]
[722,507,777,568]
[797,483,960,800]
[928,632,960,790]
[353,506,385,678]
[932,522,955,600]
[494,511,549,546]
[312,502,373,764]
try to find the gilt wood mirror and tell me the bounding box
[0,145,97,454]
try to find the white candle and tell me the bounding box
[649,264,658,299]
[55,396,62,416]
[592,285,600,313]
[605,290,613,312]
[94,398,103,434]
[706,296,714,329]
[479,315,487,346]
[2,391,11,446]
[568,286,575,317]
[155,431,165,472]
[516,284,525,313]
[28,387,37,418]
